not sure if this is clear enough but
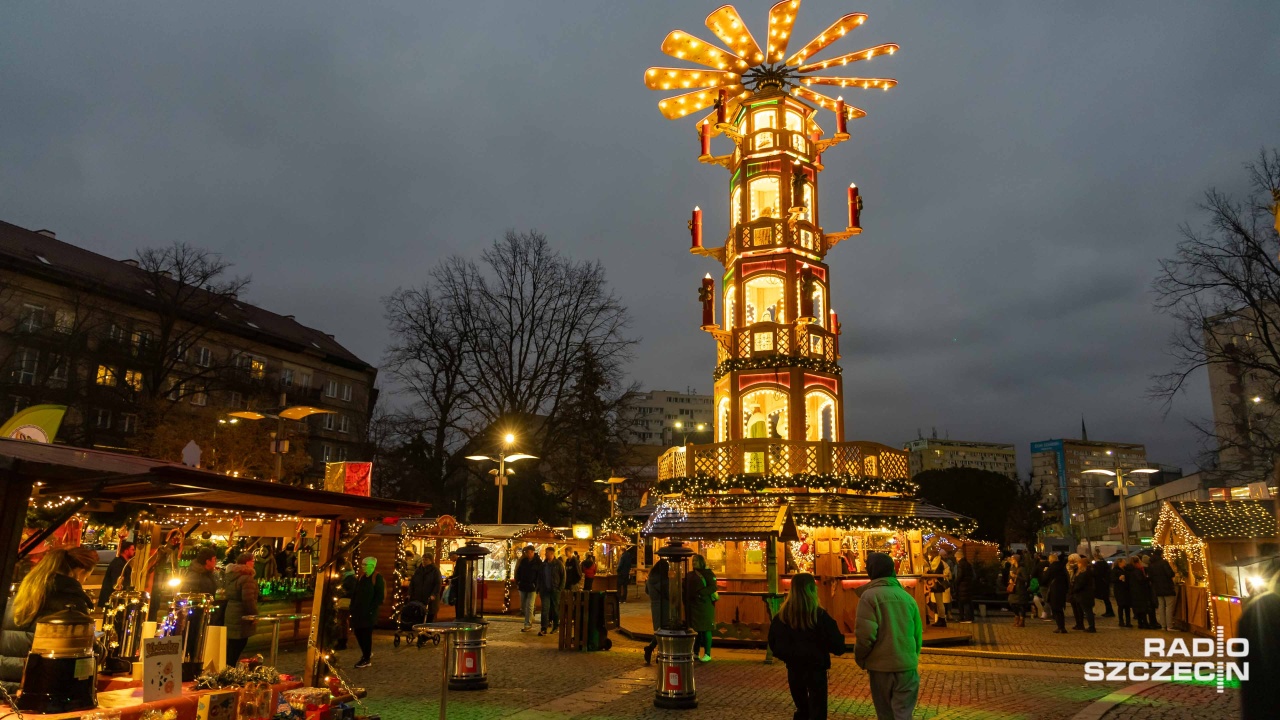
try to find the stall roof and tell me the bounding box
[1167,500,1278,541]
[2,438,428,520]
[642,502,799,541]
[789,494,977,534]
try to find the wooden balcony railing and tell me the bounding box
[657,439,909,482]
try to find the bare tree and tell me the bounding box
[1153,149,1280,481]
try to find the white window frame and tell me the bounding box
[338,415,351,434]
[341,383,352,402]
[13,348,38,386]
[196,347,213,368]
[19,304,45,333]
[281,368,294,387]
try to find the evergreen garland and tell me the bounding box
[713,355,842,380]
[793,512,977,536]
[656,472,916,497]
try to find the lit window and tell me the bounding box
[784,110,803,133]
[124,369,143,391]
[724,286,736,330]
[752,110,776,150]
[96,365,117,387]
[743,275,784,324]
[54,310,74,334]
[250,357,266,380]
[812,284,825,328]
[748,177,780,220]
[805,391,836,442]
[731,186,742,226]
[801,183,814,223]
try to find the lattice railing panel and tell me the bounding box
[880,451,909,479]
[830,444,863,476]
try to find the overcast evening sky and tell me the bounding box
[3,1,1279,473]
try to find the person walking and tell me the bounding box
[1111,557,1133,627]
[1030,553,1049,620]
[1091,551,1113,618]
[684,555,718,662]
[564,549,582,592]
[643,557,669,665]
[97,541,136,610]
[349,556,385,668]
[1128,556,1156,629]
[926,550,951,628]
[1238,561,1279,720]
[854,553,923,720]
[767,573,847,720]
[538,546,565,636]
[582,553,597,592]
[1069,555,1096,632]
[409,552,444,624]
[222,551,260,665]
[953,551,974,624]
[1007,554,1029,628]
[1044,552,1070,633]
[1066,554,1082,628]
[1147,549,1176,631]
[514,545,541,632]
[616,546,635,603]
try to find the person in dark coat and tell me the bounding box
[222,552,260,665]
[1091,551,1113,618]
[769,572,849,720]
[953,552,975,624]
[348,556,385,668]
[97,541,135,610]
[564,549,582,591]
[538,546,565,636]
[514,545,541,632]
[1006,554,1029,627]
[184,547,220,597]
[684,555,718,662]
[1239,562,1280,720]
[642,558,669,665]
[1044,553,1070,633]
[408,553,443,623]
[1,547,97,695]
[1128,557,1155,629]
[616,546,635,603]
[1069,555,1096,632]
[1147,550,1176,631]
[1111,558,1133,627]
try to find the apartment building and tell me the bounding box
[1031,438,1148,529]
[621,389,714,446]
[0,220,376,484]
[904,438,1018,480]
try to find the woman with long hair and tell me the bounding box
[1,547,98,693]
[683,554,718,662]
[767,573,847,719]
[1006,553,1029,627]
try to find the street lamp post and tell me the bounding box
[1083,451,1159,558]
[594,476,627,517]
[228,392,335,483]
[466,433,537,524]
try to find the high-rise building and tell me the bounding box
[1031,438,1148,529]
[620,389,714,445]
[904,438,1018,480]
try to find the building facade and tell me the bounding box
[1078,472,1210,547]
[904,438,1018,480]
[0,220,376,484]
[620,389,714,446]
[1032,438,1148,529]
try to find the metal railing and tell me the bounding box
[656,439,909,481]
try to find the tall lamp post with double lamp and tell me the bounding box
[595,476,627,517]
[466,433,537,525]
[229,392,335,483]
[1083,453,1159,558]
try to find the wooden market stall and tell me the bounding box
[1154,498,1279,639]
[0,438,426,719]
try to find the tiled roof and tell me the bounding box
[0,220,372,371]
[642,502,799,541]
[1169,500,1278,540]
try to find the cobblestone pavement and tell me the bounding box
[270,615,1241,719]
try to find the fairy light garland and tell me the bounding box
[656,472,916,497]
[600,516,643,536]
[713,354,842,380]
[794,512,977,535]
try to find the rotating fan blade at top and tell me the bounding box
[662,29,751,72]
[659,85,745,120]
[705,5,764,66]
[797,43,898,73]
[800,76,898,91]
[784,13,866,67]
[765,0,800,64]
[645,67,743,91]
[790,87,867,121]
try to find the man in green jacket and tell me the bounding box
[855,552,923,720]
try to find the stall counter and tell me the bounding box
[32,679,302,720]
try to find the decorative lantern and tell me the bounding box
[448,541,491,690]
[652,541,697,709]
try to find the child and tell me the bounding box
[767,573,847,719]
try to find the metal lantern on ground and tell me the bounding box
[18,607,98,713]
[158,592,214,681]
[653,541,697,710]
[102,589,150,673]
[449,541,491,690]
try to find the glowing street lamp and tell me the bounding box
[467,433,537,524]
[228,393,335,483]
[594,476,627,517]
[1084,453,1159,558]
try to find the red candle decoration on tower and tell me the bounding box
[716,88,728,125]
[831,310,841,354]
[700,122,711,157]
[700,274,715,328]
[848,184,861,229]
[690,206,703,248]
[835,96,847,135]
